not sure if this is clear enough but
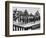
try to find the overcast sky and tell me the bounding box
[13,7,40,15]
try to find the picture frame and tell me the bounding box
[5,1,45,37]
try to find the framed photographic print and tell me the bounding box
[5,1,45,37]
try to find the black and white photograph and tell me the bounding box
[5,1,45,37]
[13,7,40,31]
